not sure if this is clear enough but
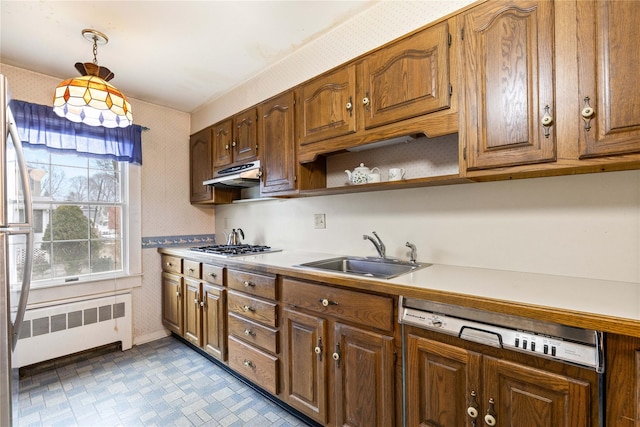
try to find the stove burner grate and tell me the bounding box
[190,244,279,257]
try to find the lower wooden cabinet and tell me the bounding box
[406,332,598,427]
[606,333,640,427]
[281,277,395,426]
[161,272,183,336]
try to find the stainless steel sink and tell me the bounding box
[296,256,429,279]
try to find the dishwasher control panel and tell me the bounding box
[400,299,604,372]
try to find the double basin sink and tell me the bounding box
[296,256,429,279]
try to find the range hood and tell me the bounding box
[203,160,261,188]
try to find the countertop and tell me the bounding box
[159,247,640,337]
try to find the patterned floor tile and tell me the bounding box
[19,336,315,427]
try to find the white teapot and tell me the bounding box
[345,163,380,185]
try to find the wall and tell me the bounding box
[1,64,215,344]
[216,170,640,284]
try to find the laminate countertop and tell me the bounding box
[159,247,640,337]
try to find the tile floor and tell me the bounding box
[18,336,314,427]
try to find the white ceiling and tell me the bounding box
[0,0,374,113]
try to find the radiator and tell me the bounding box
[13,293,132,368]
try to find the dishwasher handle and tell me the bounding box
[458,326,504,348]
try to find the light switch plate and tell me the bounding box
[314,213,326,229]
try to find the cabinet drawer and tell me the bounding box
[202,264,224,286]
[161,255,182,274]
[227,269,276,300]
[228,312,278,354]
[228,290,277,327]
[282,278,393,332]
[183,259,201,279]
[228,336,278,395]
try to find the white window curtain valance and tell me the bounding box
[11,99,143,165]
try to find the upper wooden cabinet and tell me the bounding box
[212,107,259,169]
[298,65,357,146]
[190,126,239,205]
[576,0,640,158]
[462,0,556,170]
[189,127,213,203]
[297,20,458,163]
[362,21,452,130]
[260,91,327,195]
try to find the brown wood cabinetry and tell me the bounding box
[576,0,640,158]
[190,126,240,205]
[213,108,259,169]
[606,333,640,427]
[226,268,279,394]
[259,91,326,195]
[406,331,597,427]
[462,0,556,170]
[361,21,452,130]
[281,278,395,426]
[161,256,227,361]
[297,20,458,163]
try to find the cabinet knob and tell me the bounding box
[362,96,370,106]
[243,359,255,369]
[244,328,255,336]
[319,298,338,307]
[314,346,322,354]
[484,398,497,426]
[332,342,341,365]
[224,144,230,150]
[332,352,340,361]
[467,390,479,419]
[209,272,217,278]
[581,96,595,132]
[242,305,255,312]
[541,105,553,138]
[166,262,173,267]
[346,101,353,110]
[243,280,255,287]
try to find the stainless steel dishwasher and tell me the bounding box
[398,296,605,427]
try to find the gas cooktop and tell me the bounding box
[190,244,281,257]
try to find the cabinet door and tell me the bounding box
[577,0,640,158]
[213,119,233,168]
[189,128,213,203]
[260,91,297,194]
[298,64,357,146]
[406,334,481,427]
[334,323,395,427]
[161,272,183,335]
[234,107,258,162]
[362,22,451,130]
[483,356,591,427]
[183,278,202,346]
[281,308,328,424]
[463,0,556,170]
[202,284,226,361]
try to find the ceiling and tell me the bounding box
[0,0,374,113]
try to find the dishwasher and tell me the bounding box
[399,296,606,426]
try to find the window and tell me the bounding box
[24,146,127,284]
[11,99,142,291]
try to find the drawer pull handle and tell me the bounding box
[242,305,255,312]
[320,298,338,307]
[188,267,194,272]
[243,359,255,369]
[209,273,217,278]
[166,262,173,267]
[244,329,255,337]
[243,281,255,287]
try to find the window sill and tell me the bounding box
[26,273,142,308]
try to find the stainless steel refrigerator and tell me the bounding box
[0,73,34,426]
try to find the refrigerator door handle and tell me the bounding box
[6,107,34,350]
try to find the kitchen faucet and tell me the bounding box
[406,242,417,264]
[363,231,386,258]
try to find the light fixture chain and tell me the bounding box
[92,36,99,65]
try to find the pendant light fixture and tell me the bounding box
[53,29,132,128]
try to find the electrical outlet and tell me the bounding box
[314,213,326,229]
